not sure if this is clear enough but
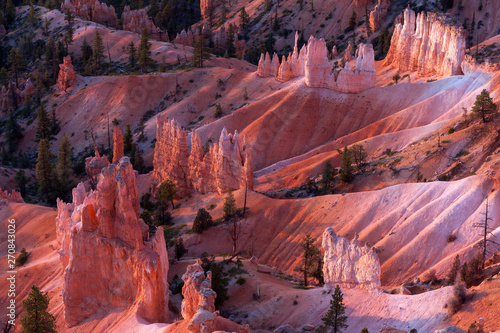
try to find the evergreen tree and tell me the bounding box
[320,160,336,193]
[36,104,53,142]
[239,7,249,36]
[5,110,23,152]
[293,233,322,286]
[123,124,133,154]
[218,6,227,27]
[348,10,357,32]
[191,35,211,68]
[92,30,105,74]
[471,89,497,123]
[28,2,38,26]
[340,146,354,183]
[264,32,276,55]
[210,262,229,307]
[5,0,16,29]
[51,109,60,135]
[223,189,236,220]
[214,103,223,118]
[35,139,55,202]
[448,254,461,284]
[174,237,188,260]
[225,24,236,58]
[351,144,367,171]
[157,178,177,210]
[56,134,72,185]
[15,169,30,197]
[7,48,25,87]
[80,37,93,67]
[20,285,57,333]
[127,41,137,70]
[317,285,349,333]
[132,145,145,173]
[192,208,213,234]
[138,28,153,72]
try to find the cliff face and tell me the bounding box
[61,0,118,28]
[369,0,390,31]
[461,55,500,74]
[322,227,381,290]
[56,158,169,326]
[153,116,253,197]
[0,188,24,204]
[121,6,168,41]
[385,8,466,77]
[112,127,124,164]
[58,56,77,91]
[258,32,376,94]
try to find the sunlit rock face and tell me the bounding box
[258,33,376,94]
[153,116,253,197]
[0,188,24,204]
[369,0,390,31]
[385,8,466,77]
[58,56,77,91]
[322,227,381,291]
[61,0,118,27]
[56,158,169,326]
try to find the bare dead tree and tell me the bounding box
[474,198,500,269]
[225,217,242,257]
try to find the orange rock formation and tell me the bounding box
[369,0,390,30]
[153,117,253,197]
[112,127,124,164]
[258,33,376,93]
[0,188,24,204]
[58,56,77,91]
[385,8,466,77]
[61,0,118,27]
[56,157,169,326]
[121,6,168,41]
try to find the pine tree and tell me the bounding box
[448,254,461,284]
[174,237,188,260]
[138,28,153,73]
[340,146,354,183]
[471,89,497,123]
[133,145,145,173]
[57,134,72,185]
[7,48,25,87]
[348,10,357,32]
[80,37,93,66]
[223,189,236,220]
[92,30,105,74]
[318,285,349,333]
[351,144,367,171]
[123,124,133,154]
[127,41,137,70]
[5,0,16,29]
[191,35,211,68]
[20,285,57,333]
[192,208,213,234]
[15,170,30,197]
[35,139,55,202]
[28,2,38,26]
[320,160,336,193]
[239,7,249,36]
[36,104,53,142]
[293,233,322,286]
[5,110,23,152]
[210,262,229,307]
[225,24,236,58]
[157,179,177,210]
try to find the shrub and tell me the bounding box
[446,278,467,316]
[448,127,455,134]
[424,269,437,284]
[16,248,29,266]
[410,329,418,333]
[214,103,223,118]
[192,208,213,234]
[447,233,457,243]
[236,277,246,285]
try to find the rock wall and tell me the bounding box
[369,0,390,31]
[181,263,250,333]
[85,148,109,181]
[153,116,253,197]
[322,227,381,290]
[461,55,500,74]
[0,188,24,204]
[0,80,35,114]
[121,6,168,41]
[58,56,77,91]
[258,32,376,94]
[61,0,118,28]
[112,126,124,164]
[384,8,466,77]
[56,157,169,326]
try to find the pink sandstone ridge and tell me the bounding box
[153,116,253,197]
[112,126,124,164]
[56,157,169,326]
[58,56,77,91]
[61,0,118,28]
[322,227,381,291]
[384,7,466,77]
[258,32,376,93]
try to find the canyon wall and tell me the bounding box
[322,227,381,290]
[181,263,250,333]
[58,56,77,91]
[56,157,169,326]
[385,8,466,77]
[61,0,118,28]
[153,116,253,197]
[258,32,376,94]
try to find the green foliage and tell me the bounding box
[361,329,369,333]
[348,10,357,32]
[471,89,497,123]
[35,139,56,204]
[351,144,367,171]
[192,208,213,234]
[317,285,348,333]
[239,7,250,35]
[20,285,57,333]
[320,160,336,194]
[191,35,211,68]
[236,277,246,285]
[174,237,187,261]
[214,103,223,118]
[448,127,455,134]
[294,233,322,287]
[157,179,177,210]
[7,48,25,86]
[15,170,30,197]
[35,104,53,142]
[123,124,133,155]
[127,41,137,70]
[5,110,23,152]
[409,329,418,333]
[243,88,248,100]
[92,30,105,74]
[210,262,229,307]
[223,189,236,220]
[138,28,154,72]
[225,23,236,58]
[16,248,29,266]
[340,146,354,183]
[392,73,401,84]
